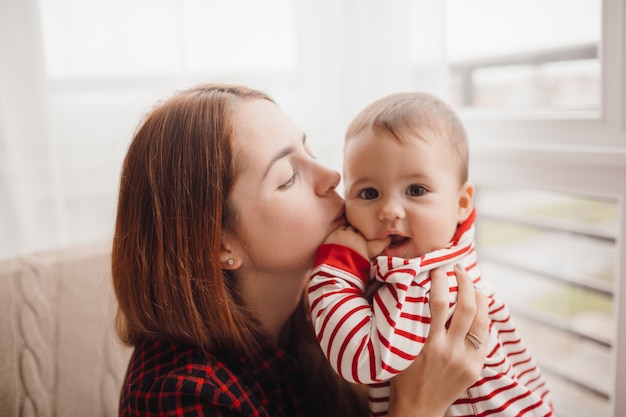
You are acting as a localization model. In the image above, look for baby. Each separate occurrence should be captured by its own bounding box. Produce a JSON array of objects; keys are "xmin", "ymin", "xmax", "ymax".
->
[{"xmin": 308, "ymin": 92, "xmax": 553, "ymax": 416}]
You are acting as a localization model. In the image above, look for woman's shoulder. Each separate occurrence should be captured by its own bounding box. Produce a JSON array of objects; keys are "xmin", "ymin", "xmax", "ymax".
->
[{"xmin": 119, "ymin": 338, "xmax": 261, "ymax": 416}]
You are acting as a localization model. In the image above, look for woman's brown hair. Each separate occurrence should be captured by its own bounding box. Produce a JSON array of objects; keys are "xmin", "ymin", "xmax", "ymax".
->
[
  {"xmin": 112, "ymin": 84, "xmax": 267, "ymax": 356},
  {"xmin": 112, "ymin": 83, "xmax": 366, "ymax": 416}
]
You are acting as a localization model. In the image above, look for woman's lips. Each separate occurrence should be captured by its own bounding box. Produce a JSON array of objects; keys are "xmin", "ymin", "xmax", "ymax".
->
[{"xmin": 332, "ymin": 206, "xmax": 347, "ymax": 227}]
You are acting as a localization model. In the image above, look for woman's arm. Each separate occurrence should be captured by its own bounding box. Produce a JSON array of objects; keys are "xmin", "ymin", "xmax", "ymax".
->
[{"xmin": 387, "ymin": 264, "xmax": 489, "ymax": 417}]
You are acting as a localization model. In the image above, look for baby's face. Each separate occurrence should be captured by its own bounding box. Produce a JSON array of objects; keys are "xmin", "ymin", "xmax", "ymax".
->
[{"xmin": 343, "ymin": 129, "xmax": 470, "ymax": 259}]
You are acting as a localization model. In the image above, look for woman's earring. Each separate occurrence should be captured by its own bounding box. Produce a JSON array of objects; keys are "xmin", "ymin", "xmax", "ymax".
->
[{"xmin": 227, "ymin": 259, "xmax": 234, "ymax": 266}]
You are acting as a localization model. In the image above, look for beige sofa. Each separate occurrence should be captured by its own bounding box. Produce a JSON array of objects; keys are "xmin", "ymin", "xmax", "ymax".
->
[{"xmin": 0, "ymin": 241, "xmax": 133, "ymax": 417}]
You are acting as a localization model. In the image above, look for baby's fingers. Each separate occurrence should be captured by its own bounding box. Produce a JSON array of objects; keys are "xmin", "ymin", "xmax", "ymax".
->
[{"xmin": 366, "ymin": 237, "xmax": 391, "ymax": 259}]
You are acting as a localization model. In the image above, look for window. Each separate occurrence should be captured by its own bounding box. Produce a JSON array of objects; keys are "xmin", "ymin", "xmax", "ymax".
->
[
  {"xmin": 475, "ymin": 187, "xmax": 616, "ymax": 416},
  {"xmin": 410, "ymin": 1, "xmax": 626, "ymax": 415},
  {"xmin": 444, "ymin": 0, "xmax": 601, "ymax": 109}
]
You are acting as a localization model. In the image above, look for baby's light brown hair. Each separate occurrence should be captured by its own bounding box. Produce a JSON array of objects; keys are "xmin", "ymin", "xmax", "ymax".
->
[{"xmin": 345, "ymin": 92, "xmax": 469, "ymax": 183}]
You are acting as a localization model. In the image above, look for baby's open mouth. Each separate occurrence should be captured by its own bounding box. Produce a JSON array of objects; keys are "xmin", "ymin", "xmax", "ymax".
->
[{"xmin": 389, "ymin": 234, "xmax": 409, "ymax": 248}]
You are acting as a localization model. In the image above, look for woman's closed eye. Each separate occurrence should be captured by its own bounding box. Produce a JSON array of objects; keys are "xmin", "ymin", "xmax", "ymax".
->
[
  {"xmin": 278, "ymin": 169, "xmax": 298, "ymax": 190},
  {"xmin": 406, "ymin": 184, "xmax": 427, "ymax": 197}
]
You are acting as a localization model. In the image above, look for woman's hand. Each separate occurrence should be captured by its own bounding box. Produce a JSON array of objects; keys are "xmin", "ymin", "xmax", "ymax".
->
[{"xmin": 387, "ymin": 264, "xmax": 489, "ymax": 417}]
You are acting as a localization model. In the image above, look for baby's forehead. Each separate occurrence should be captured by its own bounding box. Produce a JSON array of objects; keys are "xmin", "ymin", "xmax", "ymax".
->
[
  {"xmin": 345, "ymin": 126, "xmax": 467, "ymax": 181},
  {"xmin": 346, "ymin": 123, "xmax": 451, "ymax": 148}
]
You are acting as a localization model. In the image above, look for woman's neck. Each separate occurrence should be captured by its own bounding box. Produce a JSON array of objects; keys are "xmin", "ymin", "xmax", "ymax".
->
[{"xmin": 240, "ymin": 270, "xmax": 308, "ymax": 343}]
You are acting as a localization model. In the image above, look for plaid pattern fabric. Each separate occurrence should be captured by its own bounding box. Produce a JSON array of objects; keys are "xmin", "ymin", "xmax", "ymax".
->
[{"xmin": 119, "ymin": 338, "xmax": 311, "ymax": 417}]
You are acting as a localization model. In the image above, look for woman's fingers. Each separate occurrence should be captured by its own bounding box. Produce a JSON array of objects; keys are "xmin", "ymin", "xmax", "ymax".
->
[
  {"xmin": 387, "ymin": 265, "xmax": 489, "ymax": 417},
  {"xmin": 448, "ymin": 264, "xmax": 488, "ymax": 351},
  {"xmin": 447, "ymin": 264, "xmax": 477, "ymax": 342},
  {"xmin": 427, "ymin": 267, "xmax": 451, "ymax": 339},
  {"xmin": 471, "ymin": 281, "xmax": 489, "ymax": 347}
]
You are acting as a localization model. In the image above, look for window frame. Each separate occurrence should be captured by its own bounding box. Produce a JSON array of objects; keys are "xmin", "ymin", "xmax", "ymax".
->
[{"xmin": 463, "ymin": 1, "xmax": 626, "ymax": 414}]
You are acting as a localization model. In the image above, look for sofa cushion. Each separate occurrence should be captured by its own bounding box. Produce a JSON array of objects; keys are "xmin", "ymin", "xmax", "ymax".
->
[{"xmin": 0, "ymin": 241, "xmax": 132, "ymax": 417}]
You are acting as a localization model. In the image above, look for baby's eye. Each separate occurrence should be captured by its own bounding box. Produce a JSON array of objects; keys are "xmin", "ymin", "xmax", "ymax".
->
[
  {"xmin": 357, "ymin": 188, "xmax": 379, "ymax": 200},
  {"xmin": 407, "ymin": 185, "xmax": 426, "ymax": 197}
]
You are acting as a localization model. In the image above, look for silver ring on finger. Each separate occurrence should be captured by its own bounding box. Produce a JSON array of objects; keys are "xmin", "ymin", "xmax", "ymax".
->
[{"xmin": 466, "ymin": 331, "xmax": 482, "ymax": 350}]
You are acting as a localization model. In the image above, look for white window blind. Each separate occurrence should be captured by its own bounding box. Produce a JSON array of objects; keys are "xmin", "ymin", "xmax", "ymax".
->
[{"xmin": 475, "ymin": 186, "xmax": 616, "ymax": 416}]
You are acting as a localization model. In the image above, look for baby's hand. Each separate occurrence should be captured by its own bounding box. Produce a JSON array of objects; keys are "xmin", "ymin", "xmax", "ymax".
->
[
  {"xmin": 366, "ymin": 237, "xmax": 391, "ymax": 259},
  {"xmin": 324, "ymin": 227, "xmax": 391, "ymax": 260},
  {"xmin": 323, "ymin": 226, "xmax": 369, "ymax": 259}
]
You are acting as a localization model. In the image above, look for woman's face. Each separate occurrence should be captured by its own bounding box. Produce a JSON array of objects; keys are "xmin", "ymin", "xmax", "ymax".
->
[{"xmin": 228, "ymin": 98, "xmax": 345, "ymax": 278}]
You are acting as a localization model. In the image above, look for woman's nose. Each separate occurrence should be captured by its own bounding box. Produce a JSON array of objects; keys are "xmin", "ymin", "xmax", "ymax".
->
[
  {"xmin": 315, "ymin": 163, "xmax": 341, "ymax": 195},
  {"xmin": 378, "ymin": 199, "xmax": 405, "ymax": 221}
]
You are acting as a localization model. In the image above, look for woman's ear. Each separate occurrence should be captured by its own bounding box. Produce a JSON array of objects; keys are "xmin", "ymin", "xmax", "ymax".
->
[
  {"xmin": 220, "ymin": 232, "xmax": 242, "ymax": 270},
  {"xmin": 457, "ymin": 181, "xmax": 474, "ymax": 223}
]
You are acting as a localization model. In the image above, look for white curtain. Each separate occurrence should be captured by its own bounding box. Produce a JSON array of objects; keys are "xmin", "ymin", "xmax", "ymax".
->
[
  {"xmin": 0, "ymin": 0, "xmax": 433, "ymax": 260},
  {"xmin": 0, "ymin": 0, "xmax": 64, "ymax": 258}
]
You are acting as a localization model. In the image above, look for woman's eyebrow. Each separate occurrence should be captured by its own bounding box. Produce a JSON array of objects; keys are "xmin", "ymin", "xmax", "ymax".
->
[
  {"xmin": 264, "ymin": 145, "xmax": 294, "ymax": 179},
  {"xmin": 263, "ymin": 133, "xmax": 307, "ymax": 179}
]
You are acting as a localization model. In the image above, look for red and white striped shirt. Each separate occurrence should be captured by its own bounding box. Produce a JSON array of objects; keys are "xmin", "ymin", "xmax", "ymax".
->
[{"xmin": 308, "ymin": 212, "xmax": 553, "ymax": 416}]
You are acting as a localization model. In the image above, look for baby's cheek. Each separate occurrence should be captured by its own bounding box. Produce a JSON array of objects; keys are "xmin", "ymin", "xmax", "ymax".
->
[
  {"xmin": 347, "ymin": 209, "xmax": 375, "ymax": 238},
  {"xmin": 346, "ymin": 205, "xmax": 374, "ymax": 229}
]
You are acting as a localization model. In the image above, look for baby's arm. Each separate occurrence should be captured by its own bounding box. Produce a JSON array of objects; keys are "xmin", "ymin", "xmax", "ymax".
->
[{"xmin": 308, "ymin": 244, "xmax": 433, "ymax": 384}]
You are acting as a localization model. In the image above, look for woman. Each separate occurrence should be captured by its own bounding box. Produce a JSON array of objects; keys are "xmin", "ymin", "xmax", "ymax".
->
[{"xmin": 112, "ymin": 84, "xmax": 488, "ymax": 416}]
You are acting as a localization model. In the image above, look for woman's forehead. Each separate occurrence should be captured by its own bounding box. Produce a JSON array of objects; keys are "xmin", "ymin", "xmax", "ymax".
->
[{"xmin": 230, "ymin": 99, "xmax": 302, "ymax": 173}]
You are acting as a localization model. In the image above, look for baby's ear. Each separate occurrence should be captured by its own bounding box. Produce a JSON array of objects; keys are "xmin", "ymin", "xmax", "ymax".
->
[{"xmin": 457, "ymin": 181, "xmax": 474, "ymax": 223}]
